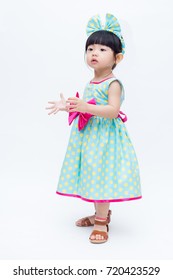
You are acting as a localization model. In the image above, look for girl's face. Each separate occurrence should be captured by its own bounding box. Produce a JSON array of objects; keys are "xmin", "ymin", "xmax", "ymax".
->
[{"xmin": 86, "ymin": 44, "xmax": 116, "ymax": 71}]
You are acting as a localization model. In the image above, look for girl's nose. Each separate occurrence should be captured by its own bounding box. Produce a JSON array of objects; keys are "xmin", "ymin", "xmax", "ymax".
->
[{"xmin": 92, "ymin": 50, "xmax": 98, "ymax": 56}]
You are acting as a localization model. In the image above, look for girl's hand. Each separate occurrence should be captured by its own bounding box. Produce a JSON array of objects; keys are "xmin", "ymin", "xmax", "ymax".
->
[
  {"xmin": 67, "ymin": 97, "xmax": 88, "ymax": 113},
  {"xmin": 46, "ymin": 93, "xmax": 67, "ymax": 115}
]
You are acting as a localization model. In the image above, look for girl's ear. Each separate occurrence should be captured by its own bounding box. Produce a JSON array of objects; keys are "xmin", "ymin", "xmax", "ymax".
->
[{"xmin": 115, "ymin": 53, "xmax": 124, "ymax": 64}]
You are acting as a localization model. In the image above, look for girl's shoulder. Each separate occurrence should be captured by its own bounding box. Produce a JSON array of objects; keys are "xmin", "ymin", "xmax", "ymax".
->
[
  {"xmin": 108, "ymin": 78, "xmax": 125, "ymax": 104},
  {"xmin": 108, "ymin": 77, "xmax": 125, "ymax": 93}
]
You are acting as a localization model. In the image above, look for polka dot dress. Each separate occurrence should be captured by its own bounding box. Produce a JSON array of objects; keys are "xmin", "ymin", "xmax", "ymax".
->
[{"xmin": 56, "ymin": 77, "xmax": 142, "ymax": 203}]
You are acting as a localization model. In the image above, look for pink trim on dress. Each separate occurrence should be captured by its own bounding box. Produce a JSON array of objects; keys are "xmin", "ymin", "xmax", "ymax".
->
[
  {"xmin": 90, "ymin": 76, "xmax": 115, "ymax": 84},
  {"xmin": 56, "ymin": 191, "xmax": 142, "ymax": 203}
]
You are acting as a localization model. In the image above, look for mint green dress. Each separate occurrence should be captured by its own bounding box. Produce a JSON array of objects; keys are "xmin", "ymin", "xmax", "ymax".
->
[{"xmin": 56, "ymin": 77, "xmax": 142, "ymax": 203}]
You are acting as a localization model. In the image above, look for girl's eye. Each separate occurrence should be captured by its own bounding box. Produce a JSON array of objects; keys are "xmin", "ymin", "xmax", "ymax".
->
[
  {"xmin": 100, "ymin": 48, "xmax": 106, "ymax": 51},
  {"xmin": 87, "ymin": 47, "xmax": 93, "ymax": 51}
]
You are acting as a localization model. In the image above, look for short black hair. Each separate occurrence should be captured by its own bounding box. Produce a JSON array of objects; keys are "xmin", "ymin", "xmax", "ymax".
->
[{"xmin": 85, "ymin": 30, "xmax": 122, "ymax": 69}]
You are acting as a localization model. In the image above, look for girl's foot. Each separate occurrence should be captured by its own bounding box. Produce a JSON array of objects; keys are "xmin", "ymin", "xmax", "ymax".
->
[
  {"xmin": 75, "ymin": 210, "xmax": 112, "ymax": 227},
  {"xmin": 89, "ymin": 219, "xmax": 109, "ymax": 244}
]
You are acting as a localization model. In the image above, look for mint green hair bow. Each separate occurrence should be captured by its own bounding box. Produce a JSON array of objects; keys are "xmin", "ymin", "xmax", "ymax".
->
[{"xmin": 86, "ymin": 13, "xmax": 125, "ymax": 55}]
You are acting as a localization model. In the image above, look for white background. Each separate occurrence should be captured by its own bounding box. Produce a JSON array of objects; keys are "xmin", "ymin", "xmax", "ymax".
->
[{"xmin": 0, "ymin": 0, "xmax": 173, "ymax": 260}]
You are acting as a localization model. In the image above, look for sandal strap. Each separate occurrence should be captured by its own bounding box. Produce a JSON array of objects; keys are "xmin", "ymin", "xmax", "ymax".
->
[
  {"xmin": 94, "ymin": 219, "xmax": 108, "ymax": 226},
  {"xmin": 106, "ymin": 209, "xmax": 112, "ymax": 224},
  {"xmin": 80, "ymin": 217, "xmax": 93, "ymax": 226},
  {"xmin": 95, "ymin": 210, "xmax": 112, "ymax": 223},
  {"xmin": 89, "ymin": 230, "xmax": 108, "ymax": 240},
  {"xmin": 76, "ymin": 209, "xmax": 112, "ymax": 227}
]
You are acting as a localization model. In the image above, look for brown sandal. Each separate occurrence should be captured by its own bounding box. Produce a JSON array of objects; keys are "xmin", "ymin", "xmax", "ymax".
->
[
  {"xmin": 76, "ymin": 210, "xmax": 112, "ymax": 227},
  {"xmin": 89, "ymin": 219, "xmax": 109, "ymax": 244}
]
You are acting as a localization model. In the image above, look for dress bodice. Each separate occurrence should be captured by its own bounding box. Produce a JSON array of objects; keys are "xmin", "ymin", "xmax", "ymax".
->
[{"xmin": 83, "ymin": 77, "xmax": 125, "ymax": 106}]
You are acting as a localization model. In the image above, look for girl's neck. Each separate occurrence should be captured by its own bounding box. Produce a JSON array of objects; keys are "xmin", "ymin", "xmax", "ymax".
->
[{"xmin": 92, "ymin": 70, "xmax": 114, "ymax": 82}]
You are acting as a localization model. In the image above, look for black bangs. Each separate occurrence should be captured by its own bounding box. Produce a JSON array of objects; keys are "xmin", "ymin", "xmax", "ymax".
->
[{"xmin": 85, "ymin": 30, "xmax": 122, "ymax": 54}]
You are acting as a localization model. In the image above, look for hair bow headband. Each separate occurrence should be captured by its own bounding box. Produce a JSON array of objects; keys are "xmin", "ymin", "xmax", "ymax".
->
[{"xmin": 86, "ymin": 13, "xmax": 125, "ymax": 54}]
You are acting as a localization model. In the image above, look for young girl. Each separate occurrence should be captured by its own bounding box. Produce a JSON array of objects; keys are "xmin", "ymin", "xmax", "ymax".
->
[{"xmin": 46, "ymin": 14, "xmax": 142, "ymax": 244}]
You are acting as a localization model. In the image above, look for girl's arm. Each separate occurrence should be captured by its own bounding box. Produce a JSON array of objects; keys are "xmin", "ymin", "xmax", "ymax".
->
[{"xmin": 67, "ymin": 81, "xmax": 121, "ymax": 119}]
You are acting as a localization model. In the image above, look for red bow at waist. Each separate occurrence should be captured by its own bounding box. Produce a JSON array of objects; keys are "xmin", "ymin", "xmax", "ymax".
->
[
  {"xmin": 68, "ymin": 92, "xmax": 96, "ymax": 131},
  {"xmin": 68, "ymin": 92, "xmax": 127, "ymax": 131}
]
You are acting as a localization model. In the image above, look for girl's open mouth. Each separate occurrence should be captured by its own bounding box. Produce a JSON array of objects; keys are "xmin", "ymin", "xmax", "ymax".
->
[{"xmin": 91, "ymin": 59, "xmax": 98, "ymax": 63}]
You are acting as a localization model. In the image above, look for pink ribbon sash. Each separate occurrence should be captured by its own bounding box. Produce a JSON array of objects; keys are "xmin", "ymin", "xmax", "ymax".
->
[
  {"xmin": 117, "ymin": 111, "xmax": 128, "ymax": 122},
  {"xmin": 68, "ymin": 92, "xmax": 96, "ymax": 131},
  {"xmin": 68, "ymin": 92, "xmax": 127, "ymax": 131}
]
